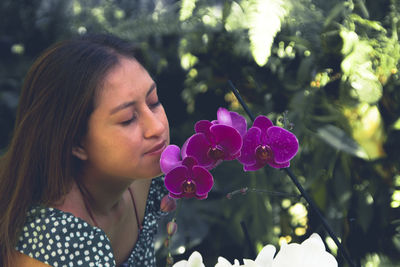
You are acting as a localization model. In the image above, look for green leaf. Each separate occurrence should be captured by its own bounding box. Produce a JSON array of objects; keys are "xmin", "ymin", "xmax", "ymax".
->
[
  {"xmin": 349, "ymin": 72, "xmax": 383, "ymax": 103},
  {"xmin": 350, "ymin": 14, "xmax": 386, "ymax": 32},
  {"xmin": 323, "ymin": 1, "xmax": 348, "ymax": 28},
  {"xmin": 316, "ymin": 125, "xmax": 368, "ymax": 159},
  {"xmin": 180, "ymin": 0, "xmax": 197, "ymax": 21},
  {"xmin": 340, "ymin": 31, "xmax": 383, "ymax": 103},
  {"xmin": 246, "ymin": 0, "xmax": 288, "ymax": 66},
  {"xmin": 393, "ymin": 118, "xmax": 400, "ymax": 130}
]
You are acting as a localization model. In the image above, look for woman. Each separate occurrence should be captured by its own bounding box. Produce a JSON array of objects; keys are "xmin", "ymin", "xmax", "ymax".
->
[{"xmin": 0, "ymin": 34, "xmax": 170, "ymax": 267}]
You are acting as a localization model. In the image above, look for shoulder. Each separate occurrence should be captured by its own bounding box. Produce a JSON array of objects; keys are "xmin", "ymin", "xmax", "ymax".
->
[
  {"xmin": 14, "ymin": 251, "xmax": 52, "ymax": 267},
  {"xmin": 123, "ymin": 177, "xmax": 168, "ymax": 266},
  {"xmin": 16, "ymin": 206, "xmax": 115, "ymax": 267}
]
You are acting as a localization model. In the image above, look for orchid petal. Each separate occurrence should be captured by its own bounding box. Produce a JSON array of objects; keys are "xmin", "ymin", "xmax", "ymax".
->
[
  {"xmin": 243, "ymin": 161, "xmax": 265, "ymax": 171},
  {"xmin": 195, "ymin": 193, "xmax": 209, "ymax": 200},
  {"xmin": 253, "ymin": 115, "xmax": 274, "ymax": 132},
  {"xmin": 169, "ymin": 192, "xmax": 183, "ymax": 199},
  {"xmin": 238, "ymin": 127, "xmax": 261, "ymax": 165},
  {"xmin": 195, "ymin": 120, "xmax": 213, "ymax": 136},
  {"xmin": 253, "ymin": 116, "xmax": 274, "ymax": 144},
  {"xmin": 182, "ymin": 191, "xmax": 197, "ymax": 199},
  {"xmin": 210, "ymin": 124, "xmax": 242, "ymax": 157},
  {"xmin": 216, "ymin": 108, "xmax": 232, "ymax": 126},
  {"xmin": 206, "ymin": 159, "xmax": 223, "ymax": 170},
  {"xmin": 230, "ymin": 111, "xmax": 247, "ymax": 137},
  {"xmin": 192, "ymin": 166, "xmax": 213, "ymax": 195},
  {"xmin": 195, "ymin": 120, "xmax": 216, "ymax": 144},
  {"xmin": 215, "ymin": 257, "xmax": 239, "ymax": 267},
  {"xmin": 255, "ymin": 244, "xmax": 275, "ymax": 267},
  {"xmin": 272, "ymin": 242, "xmax": 303, "ymax": 267},
  {"xmin": 173, "ymin": 251, "xmax": 205, "ymax": 267},
  {"xmin": 267, "ymin": 160, "xmax": 290, "ymax": 169},
  {"xmin": 185, "ymin": 133, "xmax": 214, "ymax": 167},
  {"xmin": 299, "ymin": 234, "xmax": 338, "ymax": 267},
  {"xmin": 272, "ymin": 234, "xmax": 338, "ymax": 267},
  {"xmin": 242, "ymin": 259, "xmax": 259, "ymax": 266},
  {"xmin": 182, "ymin": 156, "xmax": 198, "ymax": 171},
  {"xmin": 181, "ymin": 138, "xmax": 189, "ymax": 158},
  {"xmin": 225, "ymin": 151, "xmax": 240, "ymax": 161},
  {"xmin": 301, "ymin": 233, "xmax": 325, "ymax": 250},
  {"xmin": 160, "ymin": 145, "xmax": 182, "ymax": 174},
  {"xmin": 267, "ymin": 126, "xmax": 299, "ymax": 163},
  {"xmin": 187, "ymin": 251, "xmax": 205, "ymax": 267},
  {"xmin": 164, "ymin": 166, "xmax": 188, "ymax": 194}
]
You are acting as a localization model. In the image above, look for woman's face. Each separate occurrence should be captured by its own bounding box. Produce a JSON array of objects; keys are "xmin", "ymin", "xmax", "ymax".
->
[{"xmin": 79, "ymin": 57, "xmax": 170, "ymax": 181}]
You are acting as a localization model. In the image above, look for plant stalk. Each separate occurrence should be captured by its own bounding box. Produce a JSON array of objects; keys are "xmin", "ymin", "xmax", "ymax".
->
[{"xmin": 228, "ymin": 80, "xmax": 357, "ymax": 267}]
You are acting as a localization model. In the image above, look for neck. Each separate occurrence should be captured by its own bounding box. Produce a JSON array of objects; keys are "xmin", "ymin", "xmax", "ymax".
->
[
  {"xmin": 77, "ymin": 171, "xmax": 136, "ymax": 216},
  {"xmin": 76, "ymin": 167, "xmax": 153, "ymax": 216}
]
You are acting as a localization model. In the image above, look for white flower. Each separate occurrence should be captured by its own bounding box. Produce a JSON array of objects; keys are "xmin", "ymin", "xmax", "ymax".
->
[
  {"xmin": 173, "ymin": 251, "xmax": 205, "ymax": 267},
  {"xmin": 271, "ymin": 233, "xmax": 338, "ymax": 267},
  {"xmin": 252, "ymin": 244, "xmax": 276, "ymax": 267},
  {"xmin": 173, "ymin": 233, "xmax": 337, "ymax": 267},
  {"xmin": 215, "ymin": 244, "xmax": 276, "ymax": 267},
  {"xmin": 215, "ymin": 256, "xmax": 241, "ymax": 267}
]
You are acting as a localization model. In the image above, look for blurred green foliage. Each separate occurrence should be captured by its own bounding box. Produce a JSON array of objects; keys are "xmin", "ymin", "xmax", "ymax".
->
[{"xmin": 1, "ymin": 0, "xmax": 400, "ymax": 266}]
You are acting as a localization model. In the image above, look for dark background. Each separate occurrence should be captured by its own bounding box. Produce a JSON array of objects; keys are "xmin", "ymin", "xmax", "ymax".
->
[{"xmin": 1, "ymin": 0, "xmax": 399, "ymax": 266}]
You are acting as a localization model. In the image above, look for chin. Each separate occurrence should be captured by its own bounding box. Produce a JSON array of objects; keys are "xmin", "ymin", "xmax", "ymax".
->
[
  {"xmin": 144, "ymin": 167, "xmax": 163, "ymax": 179},
  {"xmin": 152, "ymin": 169, "xmax": 163, "ymax": 178}
]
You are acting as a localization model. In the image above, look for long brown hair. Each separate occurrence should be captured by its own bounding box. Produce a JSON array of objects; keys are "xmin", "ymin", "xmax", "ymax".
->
[{"xmin": 0, "ymin": 33, "xmax": 139, "ymax": 266}]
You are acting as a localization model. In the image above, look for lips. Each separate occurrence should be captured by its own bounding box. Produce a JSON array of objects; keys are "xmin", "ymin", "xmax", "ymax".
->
[{"xmin": 145, "ymin": 141, "xmax": 166, "ymax": 155}]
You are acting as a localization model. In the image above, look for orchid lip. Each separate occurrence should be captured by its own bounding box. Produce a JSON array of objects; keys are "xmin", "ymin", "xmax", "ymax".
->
[{"xmin": 145, "ymin": 141, "xmax": 167, "ymax": 155}]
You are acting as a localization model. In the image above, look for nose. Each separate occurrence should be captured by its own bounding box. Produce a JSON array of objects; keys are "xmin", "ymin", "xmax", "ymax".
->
[{"xmin": 142, "ymin": 107, "xmax": 167, "ymax": 139}]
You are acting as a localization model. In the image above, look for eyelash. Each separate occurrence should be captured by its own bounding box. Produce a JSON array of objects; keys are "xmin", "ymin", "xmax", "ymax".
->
[
  {"xmin": 121, "ymin": 116, "xmax": 137, "ymax": 126},
  {"xmin": 149, "ymin": 101, "xmax": 161, "ymax": 109},
  {"xmin": 120, "ymin": 101, "xmax": 161, "ymax": 126}
]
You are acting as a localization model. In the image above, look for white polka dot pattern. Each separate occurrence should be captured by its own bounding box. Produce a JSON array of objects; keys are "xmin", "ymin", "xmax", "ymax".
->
[{"xmin": 16, "ymin": 177, "xmax": 168, "ymax": 267}]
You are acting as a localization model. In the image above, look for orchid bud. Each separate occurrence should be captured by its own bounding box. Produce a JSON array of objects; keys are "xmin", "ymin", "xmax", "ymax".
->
[
  {"xmin": 167, "ymin": 221, "xmax": 178, "ymax": 236},
  {"xmin": 160, "ymin": 195, "xmax": 177, "ymax": 212},
  {"xmin": 240, "ymin": 187, "xmax": 248, "ymax": 194},
  {"xmin": 166, "ymin": 255, "xmax": 174, "ymax": 265},
  {"xmin": 164, "ymin": 238, "xmax": 170, "ymax": 248}
]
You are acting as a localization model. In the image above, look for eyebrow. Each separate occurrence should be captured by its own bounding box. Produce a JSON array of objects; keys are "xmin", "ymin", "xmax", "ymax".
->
[{"xmin": 109, "ymin": 83, "xmax": 157, "ymax": 115}]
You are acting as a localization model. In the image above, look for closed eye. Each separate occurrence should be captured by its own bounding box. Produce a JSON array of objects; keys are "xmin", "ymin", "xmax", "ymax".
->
[
  {"xmin": 120, "ymin": 101, "xmax": 160, "ymax": 126},
  {"xmin": 121, "ymin": 116, "xmax": 137, "ymax": 126},
  {"xmin": 149, "ymin": 101, "xmax": 161, "ymax": 109}
]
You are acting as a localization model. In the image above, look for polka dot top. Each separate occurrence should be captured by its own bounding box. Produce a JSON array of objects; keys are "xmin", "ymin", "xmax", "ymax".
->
[{"xmin": 16, "ymin": 177, "xmax": 168, "ymax": 267}]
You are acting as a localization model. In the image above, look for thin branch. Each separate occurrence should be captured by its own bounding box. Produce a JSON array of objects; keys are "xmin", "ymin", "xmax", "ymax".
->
[{"xmin": 228, "ymin": 80, "xmax": 357, "ymax": 267}]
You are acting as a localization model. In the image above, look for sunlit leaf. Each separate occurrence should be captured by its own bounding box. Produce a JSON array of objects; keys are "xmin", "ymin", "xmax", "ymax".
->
[
  {"xmin": 180, "ymin": 0, "xmax": 197, "ymax": 21},
  {"xmin": 349, "ymin": 72, "xmax": 382, "ymax": 103},
  {"xmin": 91, "ymin": 7, "xmax": 106, "ymax": 23},
  {"xmin": 180, "ymin": 53, "xmax": 199, "ymax": 70},
  {"xmin": 247, "ymin": 0, "xmax": 288, "ymax": 66},
  {"xmin": 317, "ymin": 125, "xmax": 368, "ymax": 159},
  {"xmin": 224, "ymin": 1, "xmax": 247, "ymax": 31},
  {"xmin": 350, "ymin": 14, "xmax": 386, "ymax": 32},
  {"xmin": 341, "ymin": 30, "xmax": 383, "ymax": 103},
  {"xmin": 340, "ymin": 30, "xmax": 359, "ymax": 55},
  {"xmin": 323, "ymin": 1, "xmax": 348, "ymax": 28},
  {"xmin": 393, "ymin": 118, "xmax": 400, "ymax": 130}
]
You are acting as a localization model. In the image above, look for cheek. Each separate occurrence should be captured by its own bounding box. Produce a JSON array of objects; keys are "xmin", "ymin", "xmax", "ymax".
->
[
  {"xmin": 161, "ymin": 108, "xmax": 170, "ymax": 138},
  {"xmin": 85, "ymin": 124, "xmax": 135, "ymax": 159}
]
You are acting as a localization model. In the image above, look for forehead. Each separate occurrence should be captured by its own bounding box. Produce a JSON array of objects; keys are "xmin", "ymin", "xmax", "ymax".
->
[{"xmin": 95, "ymin": 57, "xmax": 153, "ymax": 108}]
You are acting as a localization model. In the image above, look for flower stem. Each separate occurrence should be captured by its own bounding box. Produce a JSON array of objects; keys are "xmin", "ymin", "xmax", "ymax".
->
[
  {"xmin": 228, "ymin": 80, "xmax": 256, "ymax": 122},
  {"xmin": 228, "ymin": 80, "xmax": 357, "ymax": 267},
  {"xmin": 285, "ymin": 168, "xmax": 356, "ymax": 267},
  {"xmin": 240, "ymin": 221, "xmax": 256, "ymax": 259},
  {"xmin": 226, "ymin": 187, "xmax": 301, "ymax": 200},
  {"xmin": 165, "ymin": 199, "xmax": 182, "ymax": 267}
]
